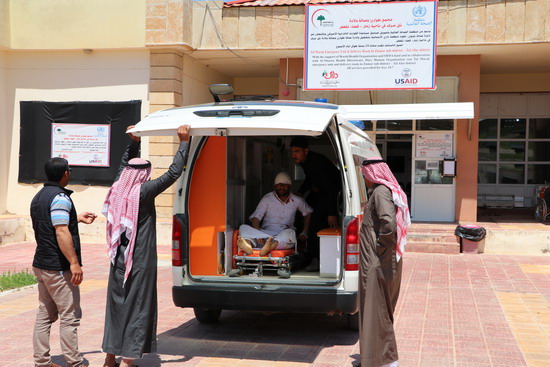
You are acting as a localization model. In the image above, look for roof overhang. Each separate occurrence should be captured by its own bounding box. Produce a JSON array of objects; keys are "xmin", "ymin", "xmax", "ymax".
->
[{"xmin": 339, "ymin": 102, "xmax": 475, "ymax": 121}]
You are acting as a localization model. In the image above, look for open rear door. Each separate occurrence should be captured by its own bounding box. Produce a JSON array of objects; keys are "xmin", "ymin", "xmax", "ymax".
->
[
  {"xmin": 128, "ymin": 102, "xmax": 339, "ymax": 137},
  {"xmin": 130, "ymin": 102, "xmax": 340, "ymax": 277},
  {"xmin": 188, "ymin": 136, "xmax": 227, "ymax": 276}
]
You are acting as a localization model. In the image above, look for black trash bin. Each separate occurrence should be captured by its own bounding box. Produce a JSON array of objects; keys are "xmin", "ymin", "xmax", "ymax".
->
[{"xmin": 455, "ymin": 225, "xmax": 486, "ymax": 253}]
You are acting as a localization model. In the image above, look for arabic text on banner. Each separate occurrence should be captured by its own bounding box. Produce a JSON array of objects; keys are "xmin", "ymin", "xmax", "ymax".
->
[
  {"xmin": 304, "ymin": 1, "xmax": 437, "ymax": 90},
  {"xmin": 51, "ymin": 123, "xmax": 111, "ymax": 167}
]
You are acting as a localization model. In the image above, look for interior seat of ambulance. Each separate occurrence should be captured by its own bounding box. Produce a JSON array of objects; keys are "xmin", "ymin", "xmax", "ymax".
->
[{"xmin": 188, "ymin": 132, "xmax": 344, "ymax": 281}]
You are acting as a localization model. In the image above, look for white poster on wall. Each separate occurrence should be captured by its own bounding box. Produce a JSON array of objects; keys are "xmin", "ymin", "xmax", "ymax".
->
[
  {"xmin": 51, "ymin": 123, "xmax": 110, "ymax": 167},
  {"xmin": 416, "ymin": 133, "xmax": 453, "ymax": 158},
  {"xmin": 304, "ymin": 1, "xmax": 437, "ymax": 90}
]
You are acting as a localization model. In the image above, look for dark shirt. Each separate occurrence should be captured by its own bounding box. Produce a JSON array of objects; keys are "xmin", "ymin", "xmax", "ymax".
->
[
  {"xmin": 297, "ymin": 150, "xmax": 341, "ymax": 216},
  {"xmin": 31, "ymin": 182, "xmax": 81, "ymax": 271}
]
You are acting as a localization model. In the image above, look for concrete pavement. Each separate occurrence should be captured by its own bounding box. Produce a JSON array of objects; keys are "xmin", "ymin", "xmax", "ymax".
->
[{"xmin": 1, "ymin": 241, "xmax": 550, "ymax": 367}]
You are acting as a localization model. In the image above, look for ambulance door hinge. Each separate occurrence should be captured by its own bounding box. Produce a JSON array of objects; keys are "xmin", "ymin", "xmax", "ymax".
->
[{"xmin": 215, "ymin": 128, "xmax": 228, "ymax": 137}]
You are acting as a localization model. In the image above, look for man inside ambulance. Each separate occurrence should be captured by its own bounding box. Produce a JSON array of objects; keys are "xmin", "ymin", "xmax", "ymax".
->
[
  {"xmin": 290, "ymin": 137, "xmax": 341, "ymax": 271},
  {"xmin": 237, "ymin": 172, "xmax": 313, "ymax": 256}
]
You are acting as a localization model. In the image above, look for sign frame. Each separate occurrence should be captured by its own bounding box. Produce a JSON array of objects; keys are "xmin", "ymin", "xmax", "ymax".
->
[
  {"xmin": 51, "ymin": 123, "xmax": 111, "ymax": 167},
  {"xmin": 304, "ymin": 0, "xmax": 438, "ymax": 91}
]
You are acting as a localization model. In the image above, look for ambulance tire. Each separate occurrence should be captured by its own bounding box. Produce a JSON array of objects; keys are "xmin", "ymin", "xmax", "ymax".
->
[
  {"xmin": 193, "ymin": 307, "xmax": 222, "ymax": 323},
  {"xmin": 347, "ymin": 312, "xmax": 359, "ymax": 331}
]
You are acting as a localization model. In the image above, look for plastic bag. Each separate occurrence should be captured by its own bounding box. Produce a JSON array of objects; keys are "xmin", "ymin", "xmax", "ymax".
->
[{"xmin": 455, "ymin": 225, "xmax": 486, "ymax": 242}]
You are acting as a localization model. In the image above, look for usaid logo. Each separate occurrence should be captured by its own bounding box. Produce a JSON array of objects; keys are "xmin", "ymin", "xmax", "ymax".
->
[
  {"xmin": 89, "ymin": 154, "xmax": 103, "ymax": 164},
  {"xmin": 395, "ymin": 68, "xmax": 418, "ymax": 85}
]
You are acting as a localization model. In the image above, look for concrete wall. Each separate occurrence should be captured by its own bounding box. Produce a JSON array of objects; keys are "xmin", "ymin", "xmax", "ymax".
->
[
  {"xmin": 4, "ymin": 50, "xmax": 150, "ymax": 218},
  {"xmin": 0, "ymin": 51, "xmax": 7, "ymax": 213},
  {"xmin": 0, "ymin": 0, "xmax": 10, "ymax": 49},
  {"xmin": 234, "ymin": 77, "xmax": 279, "ymax": 96},
  {"xmin": 438, "ymin": 55, "xmax": 481, "ymax": 223},
  {"xmin": 211, "ymin": 0, "xmax": 550, "ymax": 50},
  {"xmin": 481, "ymin": 73, "xmax": 550, "ymax": 93},
  {"xmin": 9, "ymin": 0, "xmax": 145, "ymax": 49},
  {"xmin": 197, "ymin": 4, "xmax": 304, "ymax": 49},
  {"xmin": 438, "ymin": 0, "xmax": 550, "ymax": 44},
  {"xmin": 182, "ymin": 53, "xmax": 233, "ymax": 105}
]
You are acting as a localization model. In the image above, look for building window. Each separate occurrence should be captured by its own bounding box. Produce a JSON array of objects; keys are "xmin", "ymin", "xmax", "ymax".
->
[
  {"xmin": 478, "ymin": 118, "xmax": 550, "ymax": 185},
  {"xmin": 416, "ymin": 119, "xmax": 454, "ymax": 131}
]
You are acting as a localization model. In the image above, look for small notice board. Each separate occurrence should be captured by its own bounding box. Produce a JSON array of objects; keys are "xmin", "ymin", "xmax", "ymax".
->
[
  {"xmin": 51, "ymin": 123, "xmax": 111, "ymax": 167},
  {"xmin": 415, "ymin": 133, "xmax": 453, "ymax": 158}
]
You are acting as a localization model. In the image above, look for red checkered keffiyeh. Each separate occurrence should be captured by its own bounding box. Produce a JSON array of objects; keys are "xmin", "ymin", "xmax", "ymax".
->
[
  {"xmin": 362, "ymin": 157, "xmax": 411, "ymax": 262},
  {"xmin": 102, "ymin": 158, "xmax": 151, "ymax": 286}
]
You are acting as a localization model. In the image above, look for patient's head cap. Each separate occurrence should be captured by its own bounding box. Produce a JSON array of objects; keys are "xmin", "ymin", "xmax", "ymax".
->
[{"xmin": 274, "ymin": 172, "xmax": 292, "ymax": 186}]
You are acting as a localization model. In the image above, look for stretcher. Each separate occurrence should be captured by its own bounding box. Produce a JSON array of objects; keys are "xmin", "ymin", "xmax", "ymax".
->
[{"xmin": 230, "ymin": 230, "xmax": 300, "ymax": 277}]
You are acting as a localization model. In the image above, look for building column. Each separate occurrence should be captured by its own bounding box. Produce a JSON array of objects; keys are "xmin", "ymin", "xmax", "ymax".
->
[{"xmin": 149, "ymin": 49, "xmax": 184, "ymax": 218}]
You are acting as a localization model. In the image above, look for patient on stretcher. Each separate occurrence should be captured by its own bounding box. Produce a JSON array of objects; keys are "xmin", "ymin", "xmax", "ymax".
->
[{"xmin": 237, "ymin": 172, "xmax": 312, "ymax": 256}]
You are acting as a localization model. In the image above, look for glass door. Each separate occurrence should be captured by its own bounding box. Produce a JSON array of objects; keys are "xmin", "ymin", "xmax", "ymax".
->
[{"xmin": 411, "ymin": 132, "xmax": 456, "ymax": 221}]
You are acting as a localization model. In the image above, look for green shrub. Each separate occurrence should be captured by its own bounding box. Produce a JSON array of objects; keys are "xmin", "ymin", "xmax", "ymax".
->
[{"xmin": 0, "ymin": 269, "xmax": 37, "ymax": 292}]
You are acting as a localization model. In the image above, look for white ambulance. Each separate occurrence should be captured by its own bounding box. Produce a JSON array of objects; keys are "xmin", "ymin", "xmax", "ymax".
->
[{"xmin": 130, "ymin": 93, "xmax": 473, "ymax": 326}]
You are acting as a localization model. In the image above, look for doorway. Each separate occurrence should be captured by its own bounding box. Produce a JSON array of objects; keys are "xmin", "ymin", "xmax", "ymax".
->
[
  {"xmin": 376, "ymin": 132, "xmax": 457, "ymax": 222},
  {"xmin": 376, "ymin": 134, "xmax": 413, "ymax": 209}
]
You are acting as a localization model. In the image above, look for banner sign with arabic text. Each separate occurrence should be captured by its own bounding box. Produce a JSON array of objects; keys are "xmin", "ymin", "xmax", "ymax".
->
[
  {"xmin": 51, "ymin": 123, "xmax": 111, "ymax": 167},
  {"xmin": 304, "ymin": 1, "xmax": 437, "ymax": 90}
]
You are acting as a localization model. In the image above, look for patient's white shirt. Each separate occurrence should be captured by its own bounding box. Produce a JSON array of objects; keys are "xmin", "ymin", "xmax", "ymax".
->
[{"xmin": 249, "ymin": 192, "xmax": 313, "ymax": 235}]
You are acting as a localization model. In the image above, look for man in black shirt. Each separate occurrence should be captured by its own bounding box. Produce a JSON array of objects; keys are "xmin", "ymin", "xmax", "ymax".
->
[
  {"xmin": 31, "ymin": 158, "xmax": 97, "ymax": 367},
  {"xmin": 290, "ymin": 136, "xmax": 341, "ymax": 271}
]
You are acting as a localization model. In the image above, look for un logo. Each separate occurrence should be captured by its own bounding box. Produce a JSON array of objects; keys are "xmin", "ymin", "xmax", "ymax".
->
[{"xmin": 413, "ymin": 5, "xmax": 427, "ymax": 18}]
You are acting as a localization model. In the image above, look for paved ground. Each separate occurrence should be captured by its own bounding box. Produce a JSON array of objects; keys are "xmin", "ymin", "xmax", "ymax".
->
[{"xmin": 1, "ymin": 241, "xmax": 550, "ymax": 367}]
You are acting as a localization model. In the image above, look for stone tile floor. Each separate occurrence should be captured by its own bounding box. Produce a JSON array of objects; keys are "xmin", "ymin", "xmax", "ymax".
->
[{"xmin": 1, "ymin": 241, "xmax": 549, "ymax": 367}]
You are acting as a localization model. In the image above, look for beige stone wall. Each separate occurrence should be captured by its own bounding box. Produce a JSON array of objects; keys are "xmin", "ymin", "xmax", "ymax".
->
[
  {"xmin": 148, "ymin": 49, "xmax": 232, "ymax": 217},
  {"xmin": 149, "ymin": 49, "xmax": 184, "ymax": 218},
  {"xmin": 9, "ymin": 0, "xmax": 146, "ymax": 49},
  {"xmin": 205, "ymin": 1, "xmax": 550, "ymax": 49},
  {"xmin": 439, "ymin": 0, "xmax": 550, "ymax": 44},
  {"xmin": 3, "ymin": 50, "xmax": 150, "ymax": 217},
  {"xmin": 193, "ymin": 1, "xmax": 225, "ymax": 48},
  {"xmin": 196, "ymin": 5, "xmax": 304, "ymax": 49},
  {"xmin": 146, "ymin": 0, "xmax": 193, "ymax": 47}
]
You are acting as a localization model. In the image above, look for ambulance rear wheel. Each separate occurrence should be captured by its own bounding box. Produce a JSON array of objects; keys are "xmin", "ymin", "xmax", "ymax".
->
[{"xmin": 193, "ymin": 308, "xmax": 222, "ymax": 323}]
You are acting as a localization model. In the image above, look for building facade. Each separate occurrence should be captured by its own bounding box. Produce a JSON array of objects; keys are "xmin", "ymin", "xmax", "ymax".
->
[{"xmin": 1, "ymin": 0, "xmax": 549, "ymax": 226}]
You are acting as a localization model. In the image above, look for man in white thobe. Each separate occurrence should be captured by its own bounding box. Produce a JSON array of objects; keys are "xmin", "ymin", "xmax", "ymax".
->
[{"xmin": 238, "ymin": 172, "xmax": 313, "ymax": 256}]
